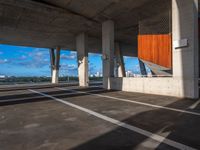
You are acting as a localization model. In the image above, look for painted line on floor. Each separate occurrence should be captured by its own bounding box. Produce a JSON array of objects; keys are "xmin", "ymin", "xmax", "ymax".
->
[
  {"xmin": 189, "ymin": 100, "xmax": 200, "ymax": 109},
  {"xmin": 28, "ymin": 89, "xmax": 197, "ymax": 150},
  {"xmin": 56, "ymin": 87, "xmax": 200, "ymax": 117},
  {"xmin": 0, "ymin": 88, "xmax": 104, "ymax": 103}
]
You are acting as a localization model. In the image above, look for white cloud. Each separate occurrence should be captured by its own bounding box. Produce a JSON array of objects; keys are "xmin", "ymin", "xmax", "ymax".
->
[
  {"xmin": 16, "ymin": 49, "xmax": 50, "ymax": 68},
  {"xmin": 35, "ymin": 52, "xmax": 43, "ymax": 57},
  {"xmin": 134, "ymin": 64, "xmax": 140, "ymax": 72},
  {"xmin": 0, "ymin": 59, "xmax": 9, "ymax": 64},
  {"xmin": 60, "ymin": 52, "xmax": 77, "ymax": 60},
  {"xmin": 60, "ymin": 64, "xmax": 77, "ymax": 70},
  {"xmin": 28, "ymin": 48, "xmax": 49, "ymax": 58},
  {"xmin": 18, "ymin": 55, "xmax": 27, "ymax": 60},
  {"xmin": 70, "ymin": 51, "xmax": 77, "ymax": 54}
]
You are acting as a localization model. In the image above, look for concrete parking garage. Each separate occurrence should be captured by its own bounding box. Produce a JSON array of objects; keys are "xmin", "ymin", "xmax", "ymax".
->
[
  {"xmin": 0, "ymin": 0, "xmax": 200, "ymax": 149},
  {"xmin": 0, "ymin": 0, "xmax": 199, "ymax": 98}
]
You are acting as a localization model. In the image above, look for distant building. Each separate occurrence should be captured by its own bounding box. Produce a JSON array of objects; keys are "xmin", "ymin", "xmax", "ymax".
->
[
  {"xmin": 126, "ymin": 71, "xmax": 134, "ymax": 77},
  {"xmin": 95, "ymin": 72, "xmax": 100, "ymax": 77},
  {"xmin": 95, "ymin": 72, "xmax": 102, "ymax": 77},
  {"xmin": 0, "ymin": 75, "xmax": 6, "ymax": 78},
  {"xmin": 90, "ymin": 72, "xmax": 103, "ymax": 77},
  {"xmin": 0, "ymin": 75, "xmax": 6, "ymax": 81}
]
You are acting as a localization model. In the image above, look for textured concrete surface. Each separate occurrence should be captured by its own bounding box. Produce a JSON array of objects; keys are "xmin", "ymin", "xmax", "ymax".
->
[
  {"xmin": 172, "ymin": 0, "xmax": 199, "ymax": 99},
  {"xmin": 0, "ymin": 0, "xmax": 172, "ymax": 56},
  {"xmin": 102, "ymin": 20, "xmax": 114, "ymax": 89},
  {"xmin": 0, "ymin": 0, "xmax": 199, "ymax": 99},
  {"xmin": 76, "ymin": 33, "xmax": 89, "ymax": 87},
  {"xmin": 110, "ymin": 0, "xmax": 199, "ymax": 99},
  {"xmin": 0, "ymin": 84, "xmax": 200, "ymax": 150},
  {"xmin": 110, "ymin": 77, "xmax": 197, "ymax": 98}
]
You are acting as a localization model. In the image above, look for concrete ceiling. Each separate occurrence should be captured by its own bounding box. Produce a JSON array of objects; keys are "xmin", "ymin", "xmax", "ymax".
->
[{"xmin": 0, "ymin": 0, "xmax": 170, "ymax": 56}]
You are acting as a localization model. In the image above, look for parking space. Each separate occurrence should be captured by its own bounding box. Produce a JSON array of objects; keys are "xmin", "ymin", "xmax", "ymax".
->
[{"xmin": 0, "ymin": 85, "xmax": 200, "ymax": 150}]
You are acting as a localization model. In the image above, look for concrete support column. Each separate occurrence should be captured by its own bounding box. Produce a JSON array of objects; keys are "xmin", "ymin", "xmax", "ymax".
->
[
  {"xmin": 102, "ymin": 20, "xmax": 114, "ymax": 89},
  {"xmin": 50, "ymin": 47, "xmax": 60, "ymax": 84},
  {"xmin": 138, "ymin": 59, "xmax": 147, "ymax": 76},
  {"xmin": 172, "ymin": 0, "xmax": 199, "ymax": 98},
  {"xmin": 115, "ymin": 43, "xmax": 126, "ymax": 77},
  {"xmin": 76, "ymin": 33, "xmax": 89, "ymax": 87}
]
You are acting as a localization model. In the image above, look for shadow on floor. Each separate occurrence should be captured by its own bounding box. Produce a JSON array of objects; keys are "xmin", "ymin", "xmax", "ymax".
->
[
  {"xmin": 0, "ymin": 87, "xmax": 112, "ymax": 106},
  {"xmin": 0, "ymin": 87, "xmax": 199, "ymax": 149},
  {"xmin": 69, "ymin": 99, "xmax": 200, "ymax": 150}
]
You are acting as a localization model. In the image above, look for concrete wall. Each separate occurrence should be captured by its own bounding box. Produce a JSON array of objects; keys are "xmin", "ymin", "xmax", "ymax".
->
[
  {"xmin": 110, "ymin": 77, "xmax": 194, "ymax": 98},
  {"xmin": 110, "ymin": 0, "xmax": 199, "ymax": 99}
]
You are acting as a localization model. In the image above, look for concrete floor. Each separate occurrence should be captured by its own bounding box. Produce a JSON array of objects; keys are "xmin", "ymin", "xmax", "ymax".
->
[{"xmin": 0, "ymin": 84, "xmax": 200, "ymax": 150}]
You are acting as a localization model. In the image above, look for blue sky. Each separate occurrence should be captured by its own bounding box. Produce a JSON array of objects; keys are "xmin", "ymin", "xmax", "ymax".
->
[{"xmin": 0, "ymin": 44, "xmax": 141, "ymax": 77}]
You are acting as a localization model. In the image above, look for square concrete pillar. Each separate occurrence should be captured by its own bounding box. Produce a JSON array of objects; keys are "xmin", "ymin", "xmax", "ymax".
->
[
  {"xmin": 115, "ymin": 43, "xmax": 126, "ymax": 77},
  {"xmin": 102, "ymin": 20, "xmax": 115, "ymax": 89},
  {"xmin": 50, "ymin": 47, "xmax": 60, "ymax": 84},
  {"xmin": 172, "ymin": 0, "xmax": 199, "ymax": 98},
  {"xmin": 76, "ymin": 33, "xmax": 89, "ymax": 87}
]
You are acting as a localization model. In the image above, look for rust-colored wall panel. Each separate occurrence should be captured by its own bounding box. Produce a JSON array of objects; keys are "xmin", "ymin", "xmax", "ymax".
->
[{"xmin": 138, "ymin": 34, "xmax": 172, "ymax": 68}]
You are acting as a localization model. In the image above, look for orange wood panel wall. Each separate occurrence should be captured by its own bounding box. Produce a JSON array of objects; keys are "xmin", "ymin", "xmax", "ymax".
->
[{"xmin": 138, "ymin": 34, "xmax": 172, "ymax": 69}]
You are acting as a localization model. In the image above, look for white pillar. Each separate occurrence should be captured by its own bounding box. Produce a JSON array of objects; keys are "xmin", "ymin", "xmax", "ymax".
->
[
  {"xmin": 102, "ymin": 20, "xmax": 114, "ymax": 89},
  {"xmin": 172, "ymin": 0, "xmax": 199, "ymax": 98},
  {"xmin": 52, "ymin": 69, "xmax": 59, "ymax": 84},
  {"xmin": 76, "ymin": 33, "xmax": 89, "ymax": 87},
  {"xmin": 115, "ymin": 43, "xmax": 126, "ymax": 77},
  {"xmin": 50, "ymin": 47, "xmax": 60, "ymax": 84}
]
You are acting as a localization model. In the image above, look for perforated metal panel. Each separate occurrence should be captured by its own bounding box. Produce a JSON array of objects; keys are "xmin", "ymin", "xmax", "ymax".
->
[{"xmin": 139, "ymin": 0, "xmax": 172, "ymax": 35}]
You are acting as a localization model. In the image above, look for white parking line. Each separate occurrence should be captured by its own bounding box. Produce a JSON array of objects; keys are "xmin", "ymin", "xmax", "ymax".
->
[
  {"xmin": 28, "ymin": 89, "xmax": 197, "ymax": 150},
  {"xmin": 0, "ymin": 88, "xmax": 103, "ymax": 104},
  {"xmin": 189, "ymin": 100, "xmax": 200, "ymax": 109},
  {"xmin": 56, "ymin": 87, "xmax": 200, "ymax": 117}
]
